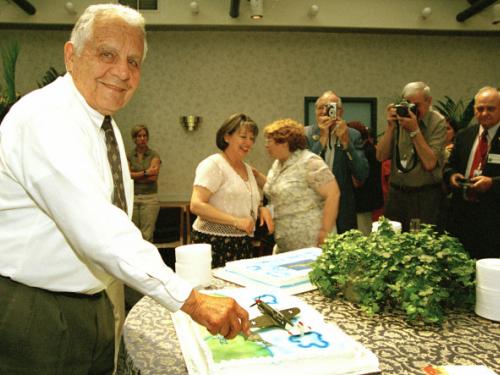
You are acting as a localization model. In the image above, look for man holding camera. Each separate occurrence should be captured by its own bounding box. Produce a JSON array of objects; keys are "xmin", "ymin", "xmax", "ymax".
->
[
  {"xmin": 376, "ymin": 81, "xmax": 446, "ymax": 232},
  {"xmin": 443, "ymin": 86, "xmax": 500, "ymax": 259},
  {"xmin": 306, "ymin": 90, "xmax": 368, "ymax": 234}
]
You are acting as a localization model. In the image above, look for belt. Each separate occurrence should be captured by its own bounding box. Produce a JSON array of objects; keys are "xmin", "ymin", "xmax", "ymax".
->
[
  {"xmin": 390, "ymin": 182, "xmax": 441, "ymax": 193},
  {"xmin": 0, "ymin": 274, "xmax": 104, "ymax": 299},
  {"xmin": 56, "ymin": 290, "xmax": 105, "ymax": 300}
]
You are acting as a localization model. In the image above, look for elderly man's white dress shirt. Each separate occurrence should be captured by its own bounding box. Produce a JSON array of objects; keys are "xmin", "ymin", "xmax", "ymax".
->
[{"xmin": 0, "ymin": 74, "xmax": 191, "ymax": 312}]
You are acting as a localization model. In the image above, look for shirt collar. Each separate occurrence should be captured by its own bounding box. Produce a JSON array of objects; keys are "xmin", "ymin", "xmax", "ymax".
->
[
  {"xmin": 481, "ymin": 123, "xmax": 500, "ymax": 141},
  {"xmin": 64, "ymin": 73, "xmax": 108, "ymax": 130}
]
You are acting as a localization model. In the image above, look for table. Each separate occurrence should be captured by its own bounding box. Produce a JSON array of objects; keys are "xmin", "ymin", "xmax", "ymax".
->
[{"xmin": 120, "ymin": 278, "xmax": 500, "ymax": 375}]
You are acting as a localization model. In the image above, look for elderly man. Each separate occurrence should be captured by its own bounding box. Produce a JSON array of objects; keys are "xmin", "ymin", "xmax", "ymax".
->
[
  {"xmin": 306, "ymin": 91, "xmax": 369, "ymax": 234},
  {"xmin": 444, "ymin": 86, "xmax": 500, "ymax": 259},
  {"xmin": 376, "ymin": 82, "xmax": 446, "ymax": 232},
  {"xmin": 0, "ymin": 4, "xmax": 248, "ymax": 374}
]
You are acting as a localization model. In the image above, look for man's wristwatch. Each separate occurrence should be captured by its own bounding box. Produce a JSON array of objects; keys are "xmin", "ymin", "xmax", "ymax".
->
[{"xmin": 409, "ymin": 128, "xmax": 420, "ymax": 138}]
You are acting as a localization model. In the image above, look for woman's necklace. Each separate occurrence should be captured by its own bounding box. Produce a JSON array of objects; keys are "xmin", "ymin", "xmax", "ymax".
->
[{"xmin": 222, "ymin": 152, "xmax": 255, "ymax": 220}]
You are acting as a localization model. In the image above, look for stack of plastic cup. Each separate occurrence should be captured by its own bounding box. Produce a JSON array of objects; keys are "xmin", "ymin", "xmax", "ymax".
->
[
  {"xmin": 175, "ymin": 243, "xmax": 212, "ymax": 289},
  {"xmin": 475, "ymin": 258, "xmax": 500, "ymax": 322},
  {"xmin": 371, "ymin": 220, "xmax": 402, "ymax": 233}
]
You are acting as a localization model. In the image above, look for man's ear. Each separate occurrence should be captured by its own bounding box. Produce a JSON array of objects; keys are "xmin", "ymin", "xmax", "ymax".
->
[{"xmin": 64, "ymin": 42, "xmax": 75, "ymax": 73}]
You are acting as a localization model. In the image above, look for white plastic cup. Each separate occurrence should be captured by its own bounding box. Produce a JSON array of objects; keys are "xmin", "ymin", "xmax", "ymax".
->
[{"xmin": 175, "ymin": 243, "xmax": 212, "ymax": 289}]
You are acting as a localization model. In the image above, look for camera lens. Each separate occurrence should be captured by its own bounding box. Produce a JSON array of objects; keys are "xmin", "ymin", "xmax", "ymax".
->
[{"xmin": 396, "ymin": 106, "xmax": 409, "ymax": 117}]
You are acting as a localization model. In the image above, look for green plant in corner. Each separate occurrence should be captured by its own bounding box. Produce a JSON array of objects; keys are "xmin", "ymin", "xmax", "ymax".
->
[
  {"xmin": 0, "ymin": 41, "xmax": 20, "ymax": 123},
  {"xmin": 309, "ymin": 217, "xmax": 476, "ymax": 325},
  {"xmin": 37, "ymin": 66, "xmax": 63, "ymax": 88},
  {"xmin": 434, "ymin": 96, "xmax": 474, "ymax": 131}
]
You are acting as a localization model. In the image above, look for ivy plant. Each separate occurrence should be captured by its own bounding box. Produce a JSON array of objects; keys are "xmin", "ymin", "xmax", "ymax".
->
[{"xmin": 310, "ymin": 217, "xmax": 476, "ymax": 325}]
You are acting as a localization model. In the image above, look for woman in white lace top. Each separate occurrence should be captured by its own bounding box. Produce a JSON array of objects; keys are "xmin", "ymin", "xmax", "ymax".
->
[
  {"xmin": 190, "ymin": 113, "xmax": 273, "ymax": 267},
  {"xmin": 261, "ymin": 119, "xmax": 340, "ymax": 253}
]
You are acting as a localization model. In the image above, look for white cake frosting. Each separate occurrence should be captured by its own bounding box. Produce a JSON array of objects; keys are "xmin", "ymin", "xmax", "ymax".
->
[
  {"xmin": 172, "ymin": 288, "xmax": 380, "ymax": 375},
  {"xmin": 223, "ymin": 247, "xmax": 322, "ymax": 288}
]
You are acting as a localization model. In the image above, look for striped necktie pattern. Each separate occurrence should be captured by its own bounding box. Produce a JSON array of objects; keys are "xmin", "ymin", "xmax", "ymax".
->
[{"xmin": 101, "ymin": 115, "xmax": 128, "ymax": 212}]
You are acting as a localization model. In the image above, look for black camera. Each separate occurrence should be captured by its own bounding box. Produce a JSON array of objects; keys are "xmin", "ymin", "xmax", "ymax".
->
[
  {"xmin": 395, "ymin": 101, "xmax": 417, "ymax": 117},
  {"xmin": 457, "ymin": 177, "xmax": 472, "ymax": 187}
]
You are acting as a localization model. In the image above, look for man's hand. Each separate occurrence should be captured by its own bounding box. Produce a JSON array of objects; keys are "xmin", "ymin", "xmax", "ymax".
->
[
  {"xmin": 469, "ymin": 175, "xmax": 493, "ymax": 193},
  {"xmin": 450, "ymin": 173, "xmax": 466, "ymax": 189},
  {"xmin": 181, "ymin": 289, "xmax": 250, "ymax": 339},
  {"xmin": 317, "ymin": 114, "xmax": 337, "ymax": 132},
  {"xmin": 396, "ymin": 109, "xmax": 420, "ymax": 133},
  {"xmin": 386, "ymin": 103, "xmax": 398, "ymax": 128}
]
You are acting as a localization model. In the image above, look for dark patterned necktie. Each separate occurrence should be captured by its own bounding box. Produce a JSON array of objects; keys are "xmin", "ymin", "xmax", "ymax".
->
[{"xmin": 102, "ymin": 115, "xmax": 127, "ymax": 212}]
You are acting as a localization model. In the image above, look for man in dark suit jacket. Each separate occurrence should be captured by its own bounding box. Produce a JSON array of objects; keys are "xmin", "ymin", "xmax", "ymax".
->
[
  {"xmin": 306, "ymin": 91, "xmax": 369, "ymax": 234},
  {"xmin": 444, "ymin": 86, "xmax": 500, "ymax": 259}
]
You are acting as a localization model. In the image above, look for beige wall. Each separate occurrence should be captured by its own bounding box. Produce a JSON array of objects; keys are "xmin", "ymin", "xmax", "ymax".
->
[{"xmin": 1, "ymin": 28, "xmax": 499, "ymax": 201}]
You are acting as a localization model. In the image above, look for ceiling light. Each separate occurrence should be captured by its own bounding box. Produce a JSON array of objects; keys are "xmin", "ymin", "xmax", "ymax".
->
[
  {"xmin": 308, "ymin": 4, "xmax": 319, "ymax": 17},
  {"xmin": 250, "ymin": 0, "xmax": 263, "ymax": 20},
  {"xmin": 190, "ymin": 1, "xmax": 199, "ymax": 15},
  {"xmin": 421, "ymin": 7, "xmax": 432, "ymax": 20},
  {"xmin": 65, "ymin": 2, "xmax": 77, "ymax": 15}
]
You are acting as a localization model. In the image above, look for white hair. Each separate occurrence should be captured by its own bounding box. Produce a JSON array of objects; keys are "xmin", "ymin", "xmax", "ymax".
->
[
  {"xmin": 402, "ymin": 82, "xmax": 431, "ymax": 99},
  {"xmin": 316, "ymin": 90, "xmax": 343, "ymax": 108},
  {"xmin": 70, "ymin": 4, "xmax": 148, "ymax": 61}
]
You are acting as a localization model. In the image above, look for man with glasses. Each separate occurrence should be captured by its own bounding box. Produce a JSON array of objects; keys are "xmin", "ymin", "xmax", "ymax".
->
[{"xmin": 306, "ymin": 90, "xmax": 368, "ymax": 234}]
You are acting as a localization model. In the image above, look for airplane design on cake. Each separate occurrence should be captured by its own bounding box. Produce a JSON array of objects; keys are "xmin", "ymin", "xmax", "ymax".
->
[{"xmin": 249, "ymin": 294, "xmax": 311, "ymax": 336}]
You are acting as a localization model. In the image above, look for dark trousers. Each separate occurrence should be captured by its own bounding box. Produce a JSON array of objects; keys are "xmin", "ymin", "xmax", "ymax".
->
[
  {"xmin": 384, "ymin": 184, "xmax": 442, "ymax": 232},
  {"xmin": 0, "ymin": 275, "xmax": 115, "ymax": 375},
  {"xmin": 447, "ymin": 199, "xmax": 500, "ymax": 259}
]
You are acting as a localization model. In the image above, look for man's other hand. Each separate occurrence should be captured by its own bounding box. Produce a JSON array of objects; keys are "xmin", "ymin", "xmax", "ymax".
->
[
  {"xmin": 317, "ymin": 114, "xmax": 337, "ymax": 132},
  {"xmin": 181, "ymin": 289, "xmax": 250, "ymax": 339},
  {"xmin": 470, "ymin": 175, "xmax": 493, "ymax": 193}
]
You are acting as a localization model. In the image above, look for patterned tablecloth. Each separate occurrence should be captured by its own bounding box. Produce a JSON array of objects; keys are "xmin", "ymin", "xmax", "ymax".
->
[{"xmin": 118, "ymin": 278, "xmax": 500, "ymax": 375}]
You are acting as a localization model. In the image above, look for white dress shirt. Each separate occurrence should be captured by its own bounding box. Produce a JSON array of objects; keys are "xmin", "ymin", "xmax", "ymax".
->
[{"xmin": 0, "ymin": 74, "xmax": 191, "ymax": 312}]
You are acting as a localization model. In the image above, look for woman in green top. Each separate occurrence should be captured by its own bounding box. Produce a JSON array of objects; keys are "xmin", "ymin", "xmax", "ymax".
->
[{"xmin": 128, "ymin": 125, "xmax": 161, "ymax": 242}]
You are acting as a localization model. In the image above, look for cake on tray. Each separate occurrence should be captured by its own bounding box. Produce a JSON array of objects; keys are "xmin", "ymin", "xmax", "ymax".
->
[
  {"xmin": 213, "ymin": 247, "xmax": 321, "ymax": 294},
  {"xmin": 172, "ymin": 287, "xmax": 380, "ymax": 375}
]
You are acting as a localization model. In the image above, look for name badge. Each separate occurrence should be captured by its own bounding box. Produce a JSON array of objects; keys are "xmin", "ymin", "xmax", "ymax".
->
[{"xmin": 487, "ymin": 153, "xmax": 500, "ymax": 164}]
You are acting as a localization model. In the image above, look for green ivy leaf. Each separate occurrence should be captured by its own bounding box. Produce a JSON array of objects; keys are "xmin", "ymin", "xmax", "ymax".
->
[{"xmin": 310, "ymin": 216, "xmax": 475, "ymax": 325}]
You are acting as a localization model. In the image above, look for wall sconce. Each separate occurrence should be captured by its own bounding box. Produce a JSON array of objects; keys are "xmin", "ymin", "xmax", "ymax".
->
[
  {"xmin": 421, "ymin": 7, "xmax": 432, "ymax": 20},
  {"xmin": 250, "ymin": 0, "xmax": 263, "ymax": 20},
  {"xmin": 190, "ymin": 1, "xmax": 199, "ymax": 15},
  {"xmin": 308, "ymin": 4, "xmax": 319, "ymax": 18},
  {"xmin": 180, "ymin": 115, "xmax": 202, "ymax": 132},
  {"xmin": 493, "ymin": 3, "xmax": 500, "ymax": 25}
]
